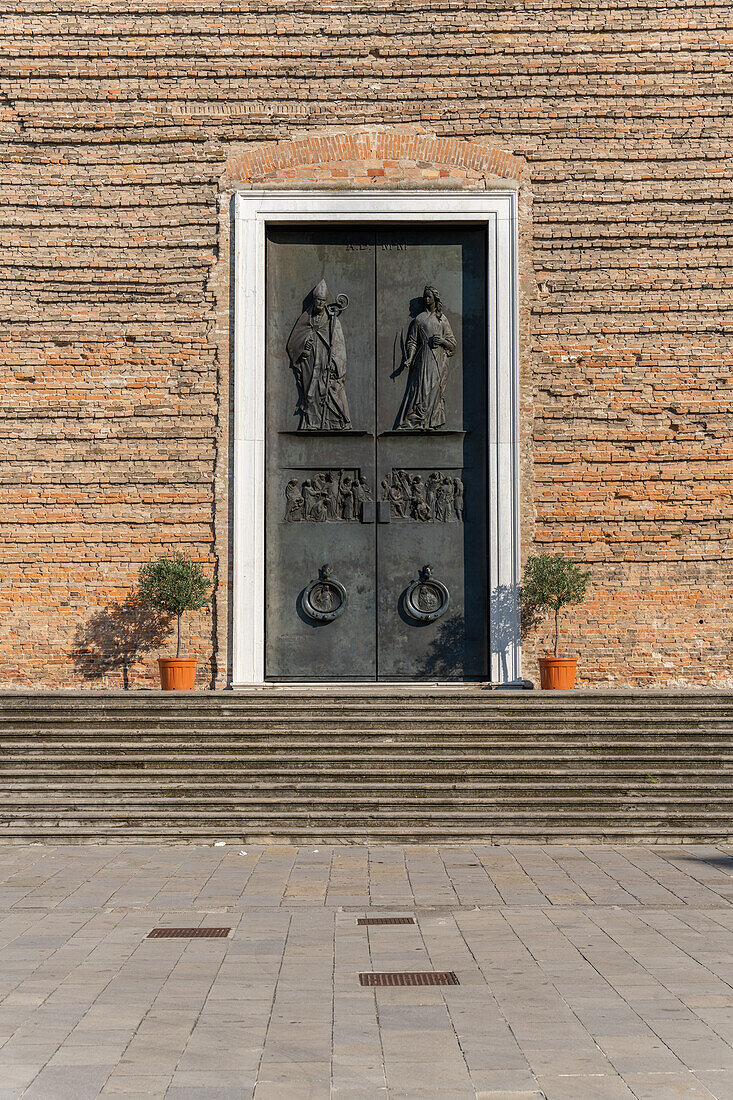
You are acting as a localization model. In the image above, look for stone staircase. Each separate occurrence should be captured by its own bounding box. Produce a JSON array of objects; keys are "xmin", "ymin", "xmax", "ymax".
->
[{"xmin": 0, "ymin": 689, "xmax": 731, "ymax": 844}]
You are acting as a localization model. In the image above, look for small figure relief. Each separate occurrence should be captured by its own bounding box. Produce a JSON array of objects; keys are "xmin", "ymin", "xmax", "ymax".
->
[
  {"xmin": 393, "ymin": 284, "xmax": 457, "ymax": 430},
  {"xmin": 308, "ymin": 570, "xmax": 340, "ymax": 613},
  {"xmin": 416, "ymin": 584, "xmax": 442, "ymax": 614},
  {"xmin": 284, "ymin": 479, "xmax": 304, "ymax": 522},
  {"xmin": 284, "ymin": 470, "xmax": 371, "ymax": 522},
  {"xmin": 380, "ymin": 469, "xmax": 464, "ymax": 523},
  {"xmin": 286, "ymin": 280, "xmax": 352, "ymax": 431}
]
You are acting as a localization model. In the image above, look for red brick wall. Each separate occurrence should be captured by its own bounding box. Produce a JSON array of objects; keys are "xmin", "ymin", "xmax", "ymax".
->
[{"xmin": 1, "ymin": 6, "xmax": 731, "ymax": 688}]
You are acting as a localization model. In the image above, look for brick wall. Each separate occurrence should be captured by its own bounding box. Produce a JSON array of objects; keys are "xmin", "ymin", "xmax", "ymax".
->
[{"xmin": 1, "ymin": 3, "xmax": 731, "ymax": 687}]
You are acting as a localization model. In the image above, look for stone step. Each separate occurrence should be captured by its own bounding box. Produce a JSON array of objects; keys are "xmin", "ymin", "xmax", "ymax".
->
[
  {"xmin": 3, "ymin": 721, "xmax": 731, "ymax": 736},
  {"xmin": 3, "ymin": 776, "xmax": 730, "ymax": 790},
  {"xmin": 2, "ymin": 804, "xmax": 732, "ymax": 822},
  {"xmin": 1, "ymin": 770, "xmax": 728, "ymax": 779},
  {"xmin": 2, "ymin": 731, "xmax": 732, "ymax": 747},
  {"xmin": 2, "ymin": 690, "xmax": 726, "ymax": 699},
  {"xmin": 1, "ymin": 752, "xmax": 726, "ymax": 770},
  {"xmin": 2, "ymin": 720, "xmax": 730, "ymax": 735},
  {"xmin": 3, "ymin": 795, "xmax": 731, "ymax": 812},
  {"xmin": 1, "ymin": 822, "xmax": 731, "ymax": 846},
  {"xmin": 0, "ymin": 827, "xmax": 730, "ymax": 845},
  {"xmin": 0, "ymin": 689, "xmax": 730, "ymax": 702},
  {"xmin": 1, "ymin": 706, "xmax": 731, "ymax": 721},
  {"xmin": 2, "ymin": 704, "xmax": 729, "ymax": 712},
  {"xmin": 2, "ymin": 722, "xmax": 733, "ymax": 738},
  {"xmin": 1, "ymin": 743, "xmax": 726, "ymax": 752},
  {"xmin": 0, "ymin": 743, "xmax": 729, "ymax": 757}
]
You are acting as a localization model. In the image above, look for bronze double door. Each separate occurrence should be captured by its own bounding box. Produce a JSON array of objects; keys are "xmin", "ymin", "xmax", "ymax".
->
[{"xmin": 265, "ymin": 224, "xmax": 488, "ymax": 681}]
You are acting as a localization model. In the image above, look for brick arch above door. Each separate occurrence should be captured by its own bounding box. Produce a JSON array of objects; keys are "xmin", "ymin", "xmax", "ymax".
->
[{"xmin": 222, "ymin": 129, "xmax": 529, "ymax": 190}]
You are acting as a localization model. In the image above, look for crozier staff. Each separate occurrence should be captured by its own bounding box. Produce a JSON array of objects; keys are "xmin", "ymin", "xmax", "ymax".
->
[
  {"xmin": 286, "ymin": 279, "xmax": 352, "ymax": 431},
  {"xmin": 394, "ymin": 284, "xmax": 456, "ymax": 430}
]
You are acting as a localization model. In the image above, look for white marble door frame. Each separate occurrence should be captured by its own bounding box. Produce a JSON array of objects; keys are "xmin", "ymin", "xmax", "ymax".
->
[{"xmin": 233, "ymin": 190, "xmax": 520, "ymax": 685}]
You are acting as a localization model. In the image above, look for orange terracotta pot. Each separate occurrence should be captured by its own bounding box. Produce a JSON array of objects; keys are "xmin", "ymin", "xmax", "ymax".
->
[
  {"xmin": 538, "ymin": 656, "xmax": 577, "ymax": 690},
  {"xmin": 158, "ymin": 658, "xmax": 197, "ymax": 691}
]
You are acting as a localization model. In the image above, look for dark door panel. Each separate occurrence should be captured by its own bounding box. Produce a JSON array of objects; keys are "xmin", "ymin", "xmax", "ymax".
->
[
  {"xmin": 375, "ymin": 227, "xmax": 488, "ymax": 681},
  {"xmin": 265, "ymin": 226, "xmax": 377, "ymax": 680}
]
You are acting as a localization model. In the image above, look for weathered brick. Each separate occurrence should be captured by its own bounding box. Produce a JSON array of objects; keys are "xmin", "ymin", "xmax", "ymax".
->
[{"xmin": 0, "ymin": 5, "xmax": 730, "ymax": 688}]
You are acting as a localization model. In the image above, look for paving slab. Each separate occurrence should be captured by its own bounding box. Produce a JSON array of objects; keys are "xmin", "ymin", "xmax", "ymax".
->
[
  {"xmin": 624, "ymin": 1071, "xmax": 721, "ymax": 1098},
  {"xmin": 0, "ymin": 843, "xmax": 732, "ymax": 1097}
]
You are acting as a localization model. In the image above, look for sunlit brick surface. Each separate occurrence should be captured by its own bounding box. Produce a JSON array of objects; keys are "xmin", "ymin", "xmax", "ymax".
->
[{"xmin": 1, "ymin": 6, "xmax": 731, "ymax": 687}]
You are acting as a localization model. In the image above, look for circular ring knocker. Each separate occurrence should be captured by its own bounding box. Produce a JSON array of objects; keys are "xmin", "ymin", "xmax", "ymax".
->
[
  {"xmin": 404, "ymin": 564, "xmax": 450, "ymax": 623},
  {"xmin": 302, "ymin": 564, "xmax": 347, "ymax": 623}
]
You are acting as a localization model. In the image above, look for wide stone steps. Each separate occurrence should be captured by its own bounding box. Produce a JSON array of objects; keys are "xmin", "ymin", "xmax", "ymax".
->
[{"xmin": 0, "ymin": 690, "xmax": 731, "ymax": 842}]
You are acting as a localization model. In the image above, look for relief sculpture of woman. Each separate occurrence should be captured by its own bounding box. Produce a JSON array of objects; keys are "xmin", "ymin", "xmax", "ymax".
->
[{"xmin": 394, "ymin": 285, "xmax": 457, "ymax": 430}]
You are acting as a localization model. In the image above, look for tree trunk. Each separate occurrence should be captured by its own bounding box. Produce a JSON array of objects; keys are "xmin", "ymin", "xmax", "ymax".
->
[
  {"xmin": 176, "ymin": 614, "xmax": 181, "ymax": 658},
  {"xmin": 554, "ymin": 606, "xmax": 559, "ymax": 657}
]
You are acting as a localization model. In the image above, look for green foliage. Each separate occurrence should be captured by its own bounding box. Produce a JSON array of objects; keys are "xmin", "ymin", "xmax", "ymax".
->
[
  {"xmin": 521, "ymin": 554, "xmax": 590, "ymax": 614},
  {"xmin": 137, "ymin": 553, "xmax": 211, "ymax": 657},
  {"xmin": 138, "ymin": 552, "xmax": 211, "ymax": 616},
  {"xmin": 520, "ymin": 553, "xmax": 590, "ymax": 656}
]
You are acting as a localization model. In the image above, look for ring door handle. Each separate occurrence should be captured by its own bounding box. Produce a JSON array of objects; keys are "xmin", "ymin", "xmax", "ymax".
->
[
  {"xmin": 302, "ymin": 564, "xmax": 347, "ymax": 623},
  {"xmin": 404, "ymin": 565, "xmax": 450, "ymax": 623}
]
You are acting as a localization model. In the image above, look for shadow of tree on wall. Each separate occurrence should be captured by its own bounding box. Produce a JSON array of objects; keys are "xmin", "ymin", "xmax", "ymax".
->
[
  {"xmin": 417, "ymin": 585, "xmax": 524, "ymax": 682},
  {"xmin": 72, "ymin": 596, "xmax": 172, "ymax": 689},
  {"xmin": 493, "ymin": 583, "xmax": 522, "ymax": 683}
]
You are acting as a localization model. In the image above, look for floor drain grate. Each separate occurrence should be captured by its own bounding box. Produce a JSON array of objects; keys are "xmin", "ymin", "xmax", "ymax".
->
[
  {"xmin": 148, "ymin": 927, "xmax": 231, "ymax": 939},
  {"xmin": 359, "ymin": 971, "xmax": 459, "ymax": 987},
  {"xmin": 357, "ymin": 917, "xmax": 415, "ymax": 926}
]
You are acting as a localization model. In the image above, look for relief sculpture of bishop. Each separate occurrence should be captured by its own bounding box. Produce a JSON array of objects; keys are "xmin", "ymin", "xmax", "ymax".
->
[
  {"xmin": 286, "ymin": 279, "xmax": 352, "ymax": 431},
  {"xmin": 394, "ymin": 285, "xmax": 457, "ymax": 430}
]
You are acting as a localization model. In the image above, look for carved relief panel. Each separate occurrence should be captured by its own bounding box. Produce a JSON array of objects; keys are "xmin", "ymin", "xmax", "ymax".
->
[
  {"xmin": 380, "ymin": 469, "xmax": 464, "ymax": 523},
  {"xmin": 284, "ymin": 469, "xmax": 372, "ymax": 522}
]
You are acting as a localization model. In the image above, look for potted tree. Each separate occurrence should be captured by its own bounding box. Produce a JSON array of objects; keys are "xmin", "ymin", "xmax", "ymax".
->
[
  {"xmin": 521, "ymin": 553, "xmax": 590, "ymax": 690},
  {"xmin": 138, "ymin": 552, "xmax": 212, "ymax": 690}
]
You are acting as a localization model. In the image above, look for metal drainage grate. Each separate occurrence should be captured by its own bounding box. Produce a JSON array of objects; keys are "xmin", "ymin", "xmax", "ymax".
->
[
  {"xmin": 359, "ymin": 971, "xmax": 459, "ymax": 987},
  {"xmin": 357, "ymin": 917, "xmax": 415, "ymax": 926},
  {"xmin": 148, "ymin": 927, "xmax": 231, "ymax": 939}
]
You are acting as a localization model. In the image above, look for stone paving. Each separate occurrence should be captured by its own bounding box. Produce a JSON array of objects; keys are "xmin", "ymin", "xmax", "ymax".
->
[{"xmin": 0, "ymin": 845, "xmax": 732, "ymax": 1098}]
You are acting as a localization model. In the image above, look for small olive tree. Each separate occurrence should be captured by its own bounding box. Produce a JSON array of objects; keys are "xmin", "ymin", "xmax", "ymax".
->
[
  {"xmin": 137, "ymin": 553, "xmax": 212, "ymax": 658},
  {"xmin": 520, "ymin": 553, "xmax": 590, "ymax": 657}
]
